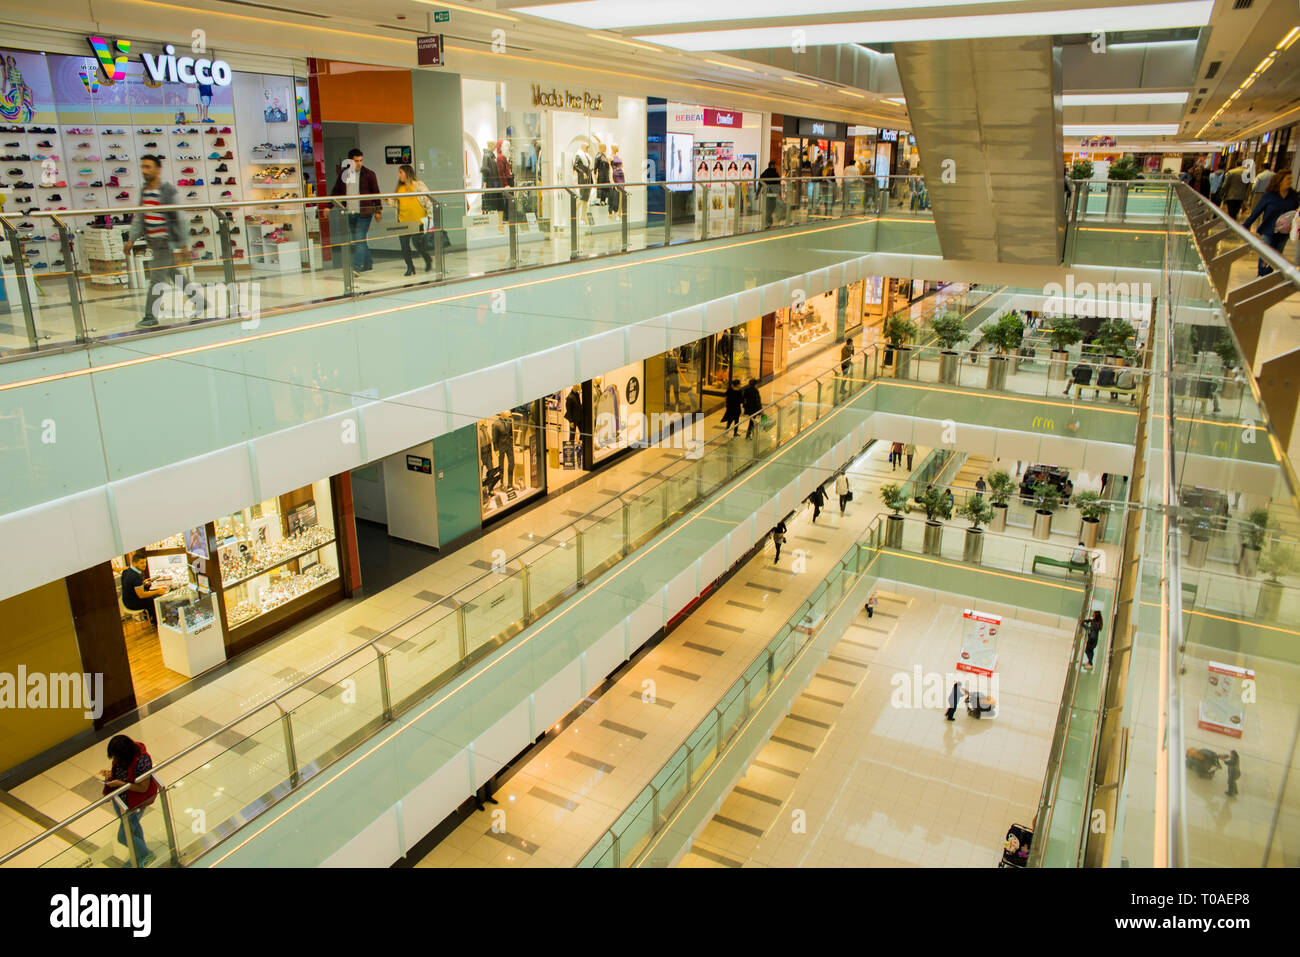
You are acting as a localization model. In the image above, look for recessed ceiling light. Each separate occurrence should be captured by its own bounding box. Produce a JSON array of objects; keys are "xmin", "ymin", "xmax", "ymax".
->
[
  {"xmin": 1281, "ymin": 27, "xmax": 1300, "ymax": 50},
  {"xmin": 1063, "ymin": 92, "xmax": 1189, "ymax": 106},
  {"xmin": 629, "ymin": 2, "xmax": 1213, "ymax": 50}
]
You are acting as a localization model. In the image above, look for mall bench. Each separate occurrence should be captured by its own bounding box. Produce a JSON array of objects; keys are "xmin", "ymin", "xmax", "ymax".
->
[
  {"xmin": 1063, "ymin": 380, "xmax": 1139, "ymax": 404},
  {"xmin": 1032, "ymin": 555, "xmax": 1090, "ymax": 577}
]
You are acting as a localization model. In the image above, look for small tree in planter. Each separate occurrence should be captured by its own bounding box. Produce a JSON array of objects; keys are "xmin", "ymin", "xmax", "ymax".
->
[
  {"xmin": 884, "ymin": 314, "xmax": 918, "ymax": 377},
  {"xmin": 880, "ymin": 482, "xmax": 909, "ymax": 547},
  {"xmin": 1047, "ymin": 316, "xmax": 1083, "ymax": 382},
  {"xmin": 1256, "ymin": 543, "xmax": 1297, "ymax": 621},
  {"xmin": 1073, "ymin": 490, "xmax": 1108, "ymax": 547},
  {"xmin": 919, "ymin": 484, "xmax": 954, "ymax": 556},
  {"xmin": 1070, "ymin": 159, "xmax": 1095, "ymax": 181},
  {"xmin": 1096, "ymin": 319, "xmax": 1137, "ymax": 363},
  {"xmin": 1030, "ymin": 481, "xmax": 1061, "ymax": 540},
  {"xmin": 1214, "ymin": 332, "xmax": 1242, "ymax": 401},
  {"xmin": 986, "ymin": 469, "xmax": 1016, "ymax": 532},
  {"xmin": 1107, "ymin": 157, "xmax": 1140, "ymax": 181},
  {"xmin": 929, "ymin": 310, "xmax": 967, "ymax": 384},
  {"xmin": 982, "ymin": 312, "xmax": 1025, "ymax": 390},
  {"xmin": 958, "ymin": 494, "xmax": 993, "ymax": 564},
  {"xmin": 1238, "ymin": 508, "xmax": 1274, "ymax": 577}
]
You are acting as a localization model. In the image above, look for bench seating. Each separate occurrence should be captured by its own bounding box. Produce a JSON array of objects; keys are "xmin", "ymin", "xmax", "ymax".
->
[
  {"xmin": 1032, "ymin": 555, "xmax": 1090, "ymax": 577},
  {"xmin": 1063, "ymin": 381, "xmax": 1139, "ymax": 403}
]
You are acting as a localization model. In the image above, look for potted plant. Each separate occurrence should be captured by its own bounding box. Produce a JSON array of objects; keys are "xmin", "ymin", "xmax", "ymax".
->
[
  {"xmin": 958, "ymin": 494, "xmax": 992, "ymax": 564},
  {"xmin": 1046, "ymin": 316, "xmax": 1083, "ymax": 383},
  {"xmin": 986, "ymin": 469, "xmax": 1015, "ymax": 532},
  {"xmin": 883, "ymin": 314, "xmax": 918, "ymax": 379},
  {"xmin": 1096, "ymin": 319, "xmax": 1136, "ymax": 365},
  {"xmin": 880, "ymin": 482, "xmax": 909, "ymax": 548},
  {"xmin": 1105, "ymin": 156, "xmax": 1139, "ymax": 220},
  {"xmin": 1070, "ymin": 159, "xmax": 1095, "ymax": 181},
  {"xmin": 1255, "ymin": 543, "xmax": 1296, "ymax": 621},
  {"xmin": 1213, "ymin": 332, "xmax": 1242, "ymax": 401},
  {"xmin": 1074, "ymin": 489, "xmax": 1108, "ymax": 548},
  {"xmin": 982, "ymin": 311, "xmax": 1024, "ymax": 391},
  {"xmin": 928, "ymin": 310, "xmax": 967, "ymax": 384},
  {"xmin": 1238, "ymin": 508, "xmax": 1273, "ymax": 578},
  {"xmin": 919, "ymin": 484, "xmax": 953, "ymax": 556},
  {"xmin": 1031, "ymin": 481, "xmax": 1061, "ymax": 540}
]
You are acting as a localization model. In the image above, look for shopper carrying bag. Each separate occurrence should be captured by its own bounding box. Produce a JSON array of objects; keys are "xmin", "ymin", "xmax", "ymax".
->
[{"xmin": 391, "ymin": 164, "xmax": 433, "ymax": 275}]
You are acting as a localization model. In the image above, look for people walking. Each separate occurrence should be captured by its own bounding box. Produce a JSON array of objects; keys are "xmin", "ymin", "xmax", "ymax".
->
[
  {"xmin": 945, "ymin": 681, "xmax": 964, "ymax": 721},
  {"xmin": 130, "ymin": 154, "xmax": 192, "ymax": 327},
  {"xmin": 722, "ymin": 378, "xmax": 743, "ymax": 436},
  {"xmin": 390, "ymin": 164, "xmax": 433, "ymax": 275},
  {"xmin": 835, "ymin": 471, "xmax": 851, "ymax": 514},
  {"xmin": 975, "ymin": 475, "xmax": 987, "ymax": 496},
  {"xmin": 1224, "ymin": 749, "xmax": 1241, "ymax": 797},
  {"xmin": 1243, "ymin": 170, "xmax": 1297, "ymax": 276},
  {"xmin": 1247, "ymin": 163, "xmax": 1274, "ymax": 217},
  {"xmin": 890, "ymin": 441, "xmax": 903, "ymax": 470},
  {"xmin": 904, "ymin": 442, "xmax": 916, "ymax": 470},
  {"xmin": 1082, "ymin": 610, "xmax": 1103, "ymax": 670},
  {"xmin": 759, "ymin": 159, "xmax": 781, "ymax": 227},
  {"xmin": 1220, "ymin": 162, "xmax": 1249, "ymax": 220},
  {"xmin": 864, "ymin": 592, "xmax": 878, "ymax": 618},
  {"xmin": 807, "ymin": 483, "xmax": 826, "ymax": 523},
  {"xmin": 771, "ymin": 520, "xmax": 787, "ymax": 563},
  {"xmin": 330, "ymin": 148, "xmax": 381, "ymax": 277},
  {"xmin": 742, "ymin": 378, "xmax": 763, "ymax": 438}
]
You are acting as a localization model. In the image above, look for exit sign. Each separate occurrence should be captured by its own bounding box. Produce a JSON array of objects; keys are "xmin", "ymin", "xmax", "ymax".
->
[{"xmin": 434, "ymin": 9, "xmax": 450, "ymax": 21}]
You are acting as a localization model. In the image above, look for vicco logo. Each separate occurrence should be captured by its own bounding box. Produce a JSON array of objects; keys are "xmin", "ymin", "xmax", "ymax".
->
[
  {"xmin": 86, "ymin": 36, "xmax": 233, "ymax": 88},
  {"xmin": 86, "ymin": 36, "xmax": 132, "ymax": 81}
]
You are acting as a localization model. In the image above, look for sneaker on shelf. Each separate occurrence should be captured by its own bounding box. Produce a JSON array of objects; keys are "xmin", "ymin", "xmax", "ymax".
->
[
  {"xmin": 73, "ymin": 142, "xmax": 89, "ymax": 149},
  {"xmin": 221, "ymin": 151, "xmax": 233, "ymax": 159},
  {"xmin": 219, "ymin": 127, "xmax": 231, "ymax": 133},
  {"xmin": 177, "ymin": 141, "xmax": 190, "ymax": 147},
  {"xmin": 115, "ymin": 191, "xmax": 129, "ymax": 199},
  {"xmin": 207, "ymin": 152, "xmax": 220, "ymax": 159},
  {"xmin": 193, "ymin": 240, "xmax": 205, "ymax": 248},
  {"xmin": 48, "ymin": 193, "xmax": 61, "ymax": 200},
  {"xmin": 215, "ymin": 163, "xmax": 228, "ymax": 172},
  {"xmin": 220, "ymin": 190, "xmax": 232, "ymax": 197},
  {"xmin": 213, "ymin": 137, "xmax": 225, "ymax": 147},
  {"xmin": 6, "ymin": 168, "xmax": 22, "ymax": 175},
  {"xmin": 193, "ymin": 178, "xmax": 204, "ymax": 186},
  {"xmin": 200, "ymin": 251, "xmax": 214, "ymax": 260},
  {"xmin": 204, "ymin": 128, "xmax": 217, "ymax": 135},
  {"xmin": 107, "ymin": 176, "xmax": 119, "ymax": 186},
  {"xmin": 90, "ymin": 180, "xmax": 102, "ymax": 187},
  {"xmin": 77, "ymin": 167, "xmax": 92, "ymax": 175},
  {"xmin": 143, "ymin": 141, "xmax": 157, "ymax": 148},
  {"xmin": 181, "ymin": 167, "xmax": 194, "ymax": 173},
  {"xmin": 186, "ymin": 191, "xmax": 199, "ymax": 198},
  {"xmin": 113, "ymin": 167, "xmax": 128, "ymax": 174}
]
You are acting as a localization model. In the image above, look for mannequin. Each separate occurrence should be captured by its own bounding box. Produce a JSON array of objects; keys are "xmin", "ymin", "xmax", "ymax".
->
[
  {"xmin": 480, "ymin": 141, "xmax": 502, "ymax": 221},
  {"xmin": 573, "ymin": 142, "xmax": 593, "ymax": 226},
  {"xmin": 593, "ymin": 136, "xmax": 612, "ymax": 213},
  {"xmin": 495, "ymin": 139, "xmax": 514, "ymax": 233},
  {"xmin": 564, "ymin": 386, "xmax": 583, "ymax": 444},
  {"xmin": 491, "ymin": 411, "xmax": 514, "ymax": 490},
  {"xmin": 478, "ymin": 420, "xmax": 498, "ymax": 496},
  {"xmin": 609, "ymin": 144, "xmax": 625, "ymax": 219}
]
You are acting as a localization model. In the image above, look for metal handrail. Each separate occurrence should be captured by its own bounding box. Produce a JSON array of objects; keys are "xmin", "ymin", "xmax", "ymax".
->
[{"xmin": 0, "ymin": 289, "xmax": 987, "ymax": 867}]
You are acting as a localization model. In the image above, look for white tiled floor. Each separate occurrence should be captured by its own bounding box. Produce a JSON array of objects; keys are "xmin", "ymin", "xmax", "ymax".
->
[{"xmin": 682, "ymin": 586, "xmax": 1077, "ymax": 868}]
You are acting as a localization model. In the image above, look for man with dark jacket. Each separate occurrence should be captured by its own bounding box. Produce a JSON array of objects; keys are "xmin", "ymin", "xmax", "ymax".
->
[
  {"xmin": 331, "ymin": 148, "xmax": 382, "ymax": 276},
  {"xmin": 130, "ymin": 154, "xmax": 190, "ymax": 327},
  {"xmin": 742, "ymin": 378, "xmax": 762, "ymax": 438},
  {"xmin": 759, "ymin": 160, "xmax": 781, "ymax": 226},
  {"xmin": 722, "ymin": 378, "xmax": 743, "ymax": 436},
  {"xmin": 1220, "ymin": 163, "xmax": 1249, "ymax": 220},
  {"xmin": 807, "ymin": 483, "xmax": 826, "ymax": 523}
]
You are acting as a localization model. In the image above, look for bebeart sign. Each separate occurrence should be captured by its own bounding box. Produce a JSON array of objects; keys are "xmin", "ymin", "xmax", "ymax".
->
[{"xmin": 531, "ymin": 83, "xmax": 604, "ymax": 113}]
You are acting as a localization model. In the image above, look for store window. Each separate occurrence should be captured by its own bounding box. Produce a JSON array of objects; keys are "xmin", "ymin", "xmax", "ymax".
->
[
  {"xmin": 779, "ymin": 290, "xmax": 836, "ymax": 365},
  {"xmin": 478, "ymin": 401, "xmax": 545, "ymax": 520},
  {"xmin": 645, "ymin": 342, "xmax": 704, "ymax": 423},
  {"xmin": 843, "ymin": 281, "xmax": 865, "ymax": 337},
  {"xmin": 704, "ymin": 318, "xmax": 762, "ymax": 394},
  {"xmin": 591, "ymin": 361, "xmax": 646, "ymax": 465}
]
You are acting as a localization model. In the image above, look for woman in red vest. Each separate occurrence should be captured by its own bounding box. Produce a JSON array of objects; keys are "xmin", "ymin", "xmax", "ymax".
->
[{"xmin": 101, "ymin": 735, "xmax": 160, "ymax": 867}]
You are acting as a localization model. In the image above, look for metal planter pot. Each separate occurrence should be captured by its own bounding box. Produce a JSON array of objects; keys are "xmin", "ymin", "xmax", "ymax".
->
[
  {"xmin": 1238, "ymin": 545, "xmax": 1261, "ymax": 578},
  {"xmin": 964, "ymin": 527, "xmax": 985, "ymax": 564},
  {"xmin": 986, "ymin": 355, "xmax": 1009, "ymax": 391},
  {"xmin": 885, "ymin": 513, "xmax": 904, "ymax": 548},
  {"xmin": 989, "ymin": 503, "xmax": 1008, "ymax": 532},
  {"xmin": 1187, "ymin": 534, "xmax": 1210, "ymax": 568},
  {"xmin": 1105, "ymin": 181, "xmax": 1129, "ymax": 221},
  {"xmin": 939, "ymin": 350, "xmax": 959, "ymax": 384},
  {"xmin": 895, "ymin": 346, "xmax": 913, "ymax": 380},
  {"xmin": 1080, "ymin": 517, "xmax": 1101, "ymax": 548},
  {"xmin": 1049, "ymin": 349, "xmax": 1069, "ymax": 382},
  {"xmin": 1257, "ymin": 580, "xmax": 1283, "ymax": 621},
  {"xmin": 923, "ymin": 520, "xmax": 944, "ymax": 556},
  {"xmin": 1032, "ymin": 509, "xmax": 1053, "ymax": 540}
]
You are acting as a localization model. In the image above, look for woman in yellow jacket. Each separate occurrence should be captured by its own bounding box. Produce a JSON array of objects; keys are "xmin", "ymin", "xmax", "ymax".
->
[{"xmin": 389, "ymin": 164, "xmax": 434, "ymax": 275}]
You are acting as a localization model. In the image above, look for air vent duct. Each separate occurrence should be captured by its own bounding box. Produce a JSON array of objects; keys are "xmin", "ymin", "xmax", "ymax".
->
[
  {"xmin": 1232, "ymin": 0, "xmax": 1253, "ymax": 9},
  {"xmin": 1205, "ymin": 60, "xmax": 1221, "ymax": 78}
]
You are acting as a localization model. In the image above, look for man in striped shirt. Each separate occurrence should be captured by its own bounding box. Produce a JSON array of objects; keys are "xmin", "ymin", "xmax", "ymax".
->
[{"xmin": 129, "ymin": 155, "xmax": 191, "ymax": 327}]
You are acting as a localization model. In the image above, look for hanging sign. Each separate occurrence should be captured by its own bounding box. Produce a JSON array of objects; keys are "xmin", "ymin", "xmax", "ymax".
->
[
  {"xmin": 417, "ymin": 35, "xmax": 444, "ymax": 67},
  {"xmin": 1198, "ymin": 661, "xmax": 1254, "ymax": 737}
]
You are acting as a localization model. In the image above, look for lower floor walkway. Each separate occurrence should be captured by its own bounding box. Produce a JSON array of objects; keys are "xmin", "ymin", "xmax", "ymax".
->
[{"xmin": 680, "ymin": 586, "xmax": 1075, "ymax": 867}]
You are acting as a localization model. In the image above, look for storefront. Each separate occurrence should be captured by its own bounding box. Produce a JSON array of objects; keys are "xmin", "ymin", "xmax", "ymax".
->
[
  {"xmin": 645, "ymin": 341, "xmax": 705, "ymax": 422},
  {"xmin": 703, "ymin": 317, "xmax": 763, "ymax": 395},
  {"xmin": 544, "ymin": 360, "xmax": 646, "ymax": 491},
  {"xmin": 0, "ymin": 41, "xmax": 313, "ymax": 278},
  {"xmin": 477, "ymin": 401, "xmax": 546, "ymax": 521},
  {"xmin": 664, "ymin": 103, "xmax": 763, "ymax": 233},
  {"xmin": 774, "ymin": 289, "xmax": 837, "ymax": 370},
  {"xmin": 780, "ymin": 117, "xmax": 847, "ymax": 181},
  {"xmin": 459, "ymin": 76, "xmax": 647, "ymax": 248},
  {"xmin": 104, "ymin": 476, "xmax": 351, "ymax": 704}
]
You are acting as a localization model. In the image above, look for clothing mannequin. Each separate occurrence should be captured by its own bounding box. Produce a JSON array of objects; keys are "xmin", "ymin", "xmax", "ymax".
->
[
  {"xmin": 593, "ymin": 137, "xmax": 612, "ymax": 213},
  {"xmin": 496, "ymin": 139, "xmax": 514, "ymax": 232},
  {"xmin": 564, "ymin": 386, "xmax": 583, "ymax": 444},
  {"xmin": 491, "ymin": 411, "xmax": 514, "ymax": 490},
  {"xmin": 609, "ymin": 144, "xmax": 625, "ymax": 219},
  {"xmin": 573, "ymin": 143, "xmax": 593, "ymax": 226},
  {"xmin": 480, "ymin": 141, "xmax": 502, "ymax": 220}
]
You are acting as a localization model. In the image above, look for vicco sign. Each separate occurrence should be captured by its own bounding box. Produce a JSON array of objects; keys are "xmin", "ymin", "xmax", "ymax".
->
[{"xmin": 88, "ymin": 36, "xmax": 233, "ymax": 87}]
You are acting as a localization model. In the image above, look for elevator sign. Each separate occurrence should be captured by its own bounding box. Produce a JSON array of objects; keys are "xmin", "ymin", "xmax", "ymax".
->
[{"xmin": 417, "ymin": 35, "xmax": 444, "ymax": 66}]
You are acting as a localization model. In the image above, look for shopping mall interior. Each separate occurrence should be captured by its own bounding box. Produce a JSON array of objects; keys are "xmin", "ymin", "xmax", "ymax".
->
[{"xmin": 0, "ymin": 0, "xmax": 1296, "ymax": 896}]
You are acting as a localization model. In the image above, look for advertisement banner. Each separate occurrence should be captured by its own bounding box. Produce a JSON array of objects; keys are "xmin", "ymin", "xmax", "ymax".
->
[
  {"xmin": 956, "ymin": 609, "xmax": 1001, "ymax": 676},
  {"xmin": 1198, "ymin": 661, "xmax": 1254, "ymax": 738}
]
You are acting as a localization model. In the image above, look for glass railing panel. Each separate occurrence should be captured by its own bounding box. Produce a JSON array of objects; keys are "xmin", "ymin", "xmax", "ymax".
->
[
  {"xmin": 652, "ymin": 747, "xmax": 690, "ymax": 826},
  {"xmin": 460, "ymin": 570, "xmax": 526, "ymax": 656},
  {"xmin": 613, "ymin": 787, "xmax": 656, "ymax": 867},
  {"xmin": 521, "ymin": 530, "xmax": 579, "ymax": 617},
  {"xmin": 578, "ymin": 503, "xmax": 626, "ymax": 577},
  {"xmin": 287, "ymin": 653, "xmax": 384, "ymax": 771},
  {"xmin": 685, "ymin": 714, "xmax": 719, "ymax": 788},
  {"xmin": 717, "ymin": 679, "xmax": 746, "ymax": 742},
  {"xmin": 385, "ymin": 602, "xmax": 462, "ymax": 705}
]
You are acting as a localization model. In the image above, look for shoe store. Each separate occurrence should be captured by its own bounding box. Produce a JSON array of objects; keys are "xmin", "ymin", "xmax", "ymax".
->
[{"xmin": 0, "ymin": 36, "xmax": 312, "ymax": 289}]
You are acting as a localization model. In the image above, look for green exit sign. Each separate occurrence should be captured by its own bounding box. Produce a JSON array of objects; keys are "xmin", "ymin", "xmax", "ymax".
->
[{"xmin": 433, "ymin": 10, "xmax": 450, "ymax": 21}]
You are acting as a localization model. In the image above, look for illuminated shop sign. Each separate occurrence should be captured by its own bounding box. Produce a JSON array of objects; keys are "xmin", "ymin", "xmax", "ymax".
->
[
  {"xmin": 87, "ymin": 36, "xmax": 233, "ymax": 86},
  {"xmin": 531, "ymin": 83, "xmax": 603, "ymax": 113},
  {"xmin": 703, "ymin": 108, "xmax": 741, "ymax": 128}
]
